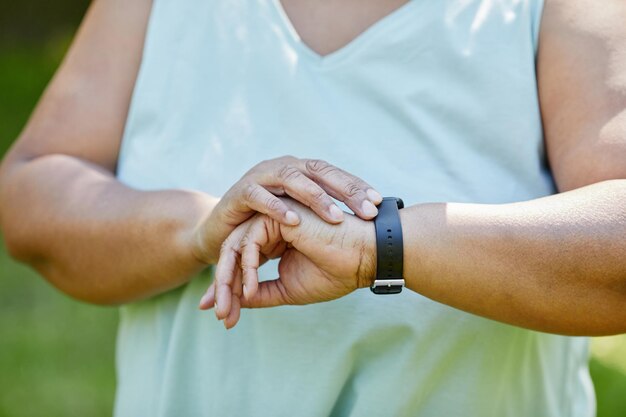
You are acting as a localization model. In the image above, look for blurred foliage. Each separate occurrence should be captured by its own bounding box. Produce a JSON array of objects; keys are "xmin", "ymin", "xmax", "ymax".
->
[
  {"xmin": 0, "ymin": 1, "xmax": 89, "ymax": 44},
  {"xmin": 1, "ymin": 4, "xmax": 626, "ymax": 417},
  {"xmin": 0, "ymin": 36, "xmax": 72, "ymax": 156}
]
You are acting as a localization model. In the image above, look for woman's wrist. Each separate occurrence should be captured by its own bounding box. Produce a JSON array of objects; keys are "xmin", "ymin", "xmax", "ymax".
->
[
  {"xmin": 182, "ymin": 191, "xmax": 222, "ymax": 266},
  {"xmin": 355, "ymin": 219, "xmax": 377, "ymax": 289},
  {"xmin": 355, "ymin": 203, "xmax": 436, "ymax": 294}
]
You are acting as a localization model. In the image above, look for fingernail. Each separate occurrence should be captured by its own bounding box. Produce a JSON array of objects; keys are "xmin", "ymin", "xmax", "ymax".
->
[
  {"xmin": 367, "ymin": 189, "xmax": 383, "ymax": 204},
  {"xmin": 243, "ymin": 284, "xmax": 248, "ymax": 299},
  {"xmin": 285, "ymin": 210, "xmax": 300, "ymax": 225},
  {"xmin": 214, "ymin": 299, "xmax": 220, "ymax": 317},
  {"xmin": 329, "ymin": 204, "xmax": 344, "ymax": 221},
  {"xmin": 362, "ymin": 200, "xmax": 378, "ymax": 217}
]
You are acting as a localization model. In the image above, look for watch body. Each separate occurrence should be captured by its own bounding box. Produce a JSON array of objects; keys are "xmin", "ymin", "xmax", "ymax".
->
[{"xmin": 370, "ymin": 197, "xmax": 405, "ymax": 295}]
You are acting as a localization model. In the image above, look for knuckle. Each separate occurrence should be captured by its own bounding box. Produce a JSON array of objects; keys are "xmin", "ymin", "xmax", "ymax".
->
[
  {"xmin": 243, "ymin": 184, "xmax": 260, "ymax": 203},
  {"xmin": 246, "ymin": 161, "xmax": 267, "ymax": 176},
  {"xmin": 239, "ymin": 234, "xmax": 251, "ymax": 248},
  {"xmin": 305, "ymin": 159, "xmax": 333, "ymax": 175},
  {"xmin": 265, "ymin": 197, "xmax": 283, "ymax": 214},
  {"xmin": 342, "ymin": 182, "xmax": 364, "ymax": 199},
  {"xmin": 277, "ymin": 164, "xmax": 301, "ymax": 182},
  {"xmin": 306, "ymin": 185, "xmax": 327, "ymax": 204},
  {"xmin": 258, "ymin": 157, "xmax": 277, "ymax": 168}
]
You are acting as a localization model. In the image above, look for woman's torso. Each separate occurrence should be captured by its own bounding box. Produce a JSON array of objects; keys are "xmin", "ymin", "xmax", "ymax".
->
[{"xmin": 114, "ymin": 0, "xmax": 594, "ymax": 415}]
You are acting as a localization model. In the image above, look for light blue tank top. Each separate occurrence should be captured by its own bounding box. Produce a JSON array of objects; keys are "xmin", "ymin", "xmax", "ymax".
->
[{"xmin": 115, "ymin": 1, "xmax": 595, "ymax": 415}]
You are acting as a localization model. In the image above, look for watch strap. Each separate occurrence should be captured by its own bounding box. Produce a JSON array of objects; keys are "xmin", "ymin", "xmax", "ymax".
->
[{"xmin": 371, "ymin": 197, "xmax": 405, "ymax": 294}]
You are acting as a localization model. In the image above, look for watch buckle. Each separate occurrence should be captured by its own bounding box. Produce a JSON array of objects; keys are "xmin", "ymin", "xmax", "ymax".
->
[{"xmin": 371, "ymin": 279, "xmax": 405, "ymax": 289}]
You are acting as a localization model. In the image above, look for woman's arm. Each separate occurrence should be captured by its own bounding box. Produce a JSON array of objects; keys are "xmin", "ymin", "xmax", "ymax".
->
[
  {"xmin": 0, "ymin": 0, "xmax": 382, "ymax": 305},
  {"xmin": 0, "ymin": 0, "xmax": 212, "ymax": 305},
  {"xmin": 400, "ymin": 180, "xmax": 626, "ymax": 336},
  {"xmin": 207, "ymin": 0, "xmax": 626, "ymax": 335},
  {"xmin": 202, "ymin": 182, "xmax": 626, "ymax": 335},
  {"xmin": 401, "ymin": 0, "xmax": 626, "ymax": 336}
]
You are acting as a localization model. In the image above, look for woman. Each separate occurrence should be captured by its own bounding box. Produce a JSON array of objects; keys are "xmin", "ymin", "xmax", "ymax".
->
[{"xmin": 1, "ymin": 0, "xmax": 625, "ymax": 415}]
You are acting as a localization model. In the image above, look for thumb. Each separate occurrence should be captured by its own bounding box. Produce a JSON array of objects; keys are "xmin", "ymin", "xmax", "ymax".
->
[{"xmin": 239, "ymin": 278, "xmax": 293, "ymax": 309}]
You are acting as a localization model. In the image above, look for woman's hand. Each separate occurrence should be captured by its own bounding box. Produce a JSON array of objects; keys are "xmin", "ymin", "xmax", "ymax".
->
[
  {"xmin": 190, "ymin": 156, "xmax": 382, "ymax": 264},
  {"xmin": 198, "ymin": 199, "xmax": 377, "ymax": 329}
]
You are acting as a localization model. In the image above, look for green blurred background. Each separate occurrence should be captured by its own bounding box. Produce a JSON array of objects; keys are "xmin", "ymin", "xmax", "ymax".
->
[{"xmin": 0, "ymin": 2, "xmax": 625, "ymax": 416}]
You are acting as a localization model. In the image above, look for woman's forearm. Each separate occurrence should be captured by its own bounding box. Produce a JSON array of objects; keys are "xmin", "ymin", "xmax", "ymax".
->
[
  {"xmin": 0, "ymin": 154, "xmax": 215, "ymax": 305},
  {"xmin": 401, "ymin": 179, "xmax": 626, "ymax": 336}
]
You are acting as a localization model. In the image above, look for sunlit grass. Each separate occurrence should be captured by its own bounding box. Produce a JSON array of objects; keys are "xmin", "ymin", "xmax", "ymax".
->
[{"xmin": 592, "ymin": 336, "xmax": 626, "ymax": 374}]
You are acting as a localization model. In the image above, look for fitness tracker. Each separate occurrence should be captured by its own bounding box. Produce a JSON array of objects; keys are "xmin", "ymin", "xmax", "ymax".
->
[{"xmin": 370, "ymin": 197, "xmax": 405, "ymax": 295}]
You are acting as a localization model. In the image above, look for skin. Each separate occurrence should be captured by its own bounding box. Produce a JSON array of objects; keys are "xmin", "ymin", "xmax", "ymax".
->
[
  {"xmin": 201, "ymin": 0, "xmax": 626, "ymax": 336},
  {"xmin": 205, "ymin": 184, "xmax": 626, "ymax": 335},
  {"xmin": 0, "ymin": 0, "xmax": 624, "ymax": 335},
  {"xmin": 201, "ymin": 200, "xmax": 376, "ymax": 328},
  {"xmin": 0, "ymin": 0, "xmax": 383, "ymax": 305},
  {"xmin": 280, "ymin": 0, "xmax": 410, "ymax": 56}
]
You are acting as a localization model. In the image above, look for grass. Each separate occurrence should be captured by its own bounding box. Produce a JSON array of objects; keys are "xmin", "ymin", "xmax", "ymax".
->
[
  {"xmin": 1, "ymin": 33, "xmax": 626, "ymax": 417},
  {"xmin": 0, "ymin": 239, "xmax": 118, "ymax": 417}
]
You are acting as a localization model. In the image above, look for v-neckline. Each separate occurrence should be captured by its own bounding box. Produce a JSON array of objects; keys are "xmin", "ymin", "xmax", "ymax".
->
[{"xmin": 271, "ymin": 0, "xmax": 421, "ymax": 68}]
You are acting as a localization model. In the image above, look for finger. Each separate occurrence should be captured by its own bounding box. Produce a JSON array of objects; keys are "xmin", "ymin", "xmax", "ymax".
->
[
  {"xmin": 240, "ymin": 222, "xmax": 267, "ymax": 301},
  {"xmin": 223, "ymin": 267, "xmax": 243, "ymax": 329},
  {"xmin": 214, "ymin": 242, "xmax": 240, "ymax": 320},
  {"xmin": 232, "ymin": 260, "xmax": 244, "ymax": 298},
  {"xmin": 241, "ymin": 245, "xmax": 260, "ymax": 300},
  {"xmin": 241, "ymin": 183, "xmax": 300, "ymax": 226},
  {"xmin": 239, "ymin": 214, "xmax": 285, "ymax": 301},
  {"xmin": 198, "ymin": 282, "xmax": 216, "ymax": 310},
  {"xmin": 222, "ymin": 268, "xmax": 243, "ymax": 329},
  {"xmin": 215, "ymin": 281, "xmax": 232, "ymax": 321},
  {"xmin": 271, "ymin": 165, "xmax": 345, "ymax": 224},
  {"xmin": 223, "ymin": 295, "xmax": 242, "ymax": 329},
  {"xmin": 302, "ymin": 159, "xmax": 382, "ymax": 219}
]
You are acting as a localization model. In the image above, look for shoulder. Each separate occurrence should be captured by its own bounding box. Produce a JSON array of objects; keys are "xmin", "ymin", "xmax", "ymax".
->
[
  {"xmin": 537, "ymin": 0, "xmax": 626, "ymax": 192},
  {"xmin": 540, "ymin": 0, "xmax": 626, "ymax": 49}
]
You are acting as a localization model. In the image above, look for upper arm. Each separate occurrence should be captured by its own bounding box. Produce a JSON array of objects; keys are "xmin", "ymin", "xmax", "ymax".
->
[
  {"xmin": 538, "ymin": 0, "xmax": 626, "ymax": 192},
  {"xmin": 1, "ymin": 0, "xmax": 152, "ymax": 173}
]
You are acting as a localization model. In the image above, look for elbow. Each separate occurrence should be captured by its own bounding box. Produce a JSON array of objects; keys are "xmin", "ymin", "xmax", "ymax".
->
[
  {"xmin": 0, "ymin": 202, "xmax": 32, "ymax": 265},
  {"xmin": 1, "ymin": 149, "xmax": 134, "ymax": 307},
  {"xmin": 1, "ymin": 236, "xmax": 122, "ymax": 307},
  {"xmin": 36, "ymin": 264, "xmax": 130, "ymax": 307},
  {"xmin": 39, "ymin": 260, "xmax": 162, "ymax": 307},
  {"xmin": 0, "ymin": 146, "xmax": 31, "ymax": 260},
  {"xmin": 0, "ymin": 193, "xmax": 41, "ymax": 266},
  {"xmin": 2, "ymin": 232, "xmax": 33, "ymax": 267}
]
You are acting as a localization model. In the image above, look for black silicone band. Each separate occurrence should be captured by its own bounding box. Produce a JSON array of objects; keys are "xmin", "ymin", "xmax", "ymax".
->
[{"xmin": 370, "ymin": 197, "xmax": 404, "ymax": 295}]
